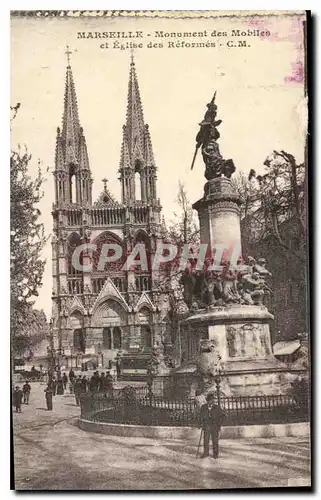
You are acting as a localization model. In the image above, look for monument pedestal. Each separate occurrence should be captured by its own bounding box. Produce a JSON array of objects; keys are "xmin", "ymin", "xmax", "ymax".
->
[
  {"xmin": 152, "ymin": 374, "xmax": 172, "ymax": 398},
  {"xmin": 182, "ymin": 305, "xmax": 296, "ymax": 396},
  {"xmin": 193, "ymin": 177, "xmax": 243, "ymax": 263}
]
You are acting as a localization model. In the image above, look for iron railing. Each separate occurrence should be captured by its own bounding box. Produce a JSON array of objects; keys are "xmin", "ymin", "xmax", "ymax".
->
[{"xmin": 79, "ymin": 388, "xmax": 309, "ymax": 427}]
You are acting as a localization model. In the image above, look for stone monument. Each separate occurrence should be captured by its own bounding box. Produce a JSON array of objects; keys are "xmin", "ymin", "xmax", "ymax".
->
[{"xmin": 175, "ymin": 93, "xmax": 302, "ymax": 397}]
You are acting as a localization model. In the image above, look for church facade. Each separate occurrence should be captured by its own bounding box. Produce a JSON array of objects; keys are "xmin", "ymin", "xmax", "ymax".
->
[{"xmin": 51, "ymin": 56, "xmax": 173, "ymax": 375}]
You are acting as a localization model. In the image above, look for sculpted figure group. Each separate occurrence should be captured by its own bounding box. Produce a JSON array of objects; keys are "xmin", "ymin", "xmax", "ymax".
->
[{"xmin": 177, "ymin": 255, "xmax": 272, "ymax": 312}]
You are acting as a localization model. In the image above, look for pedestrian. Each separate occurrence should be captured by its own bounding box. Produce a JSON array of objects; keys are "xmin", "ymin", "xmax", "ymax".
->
[
  {"xmin": 56, "ymin": 375, "xmax": 64, "ymax": 395},
  {"xmin": 105, "ymin": 370, "xmax": 113, "ymax": 396},
  {"xmin": 13, "ymin": 386, "xmax": 23, "ymax": 413},
  {"xmin": 49, "ymin": 376, "xmax": 57, "ymax": 396},
  {"xmin": 89, "ymin": 372, "xmax": 99, "ymax": 393},
  {"xmin": 62, "ymin": 372, "xmax": 68, "ymax": 390},
  {"xmin": 69, "ymin": 368, "xmax": 75, "ymax": 385},
  {"xmin": 81, "ymin": 375, "xmax": 87, "ymax": 393},
  {"xmin": 22, "ymin": 380, "xmax": 31, "ymax": 404},
  {"xmin": 94, "ymin": 371, "xmax": 100, "ymax": 390},
  {"xmin": 74, "ymin": 375, "xmax": 83, "ymax": 406},
  {"xmin": 116, "ymin": 358, "xmax": 121, "ymax": 379},
  {"xmin": 199, "ymin": 393, "xmax": 225, "ymax": 459},
  {"xmin": 44, "ymin": 385, "xmax": 53, "ymax": 411},
  {"xmin": 89, "ymin": 375, "xmax": 96, "ymax": 393},
  {"xmin": 99, "ymin": 372, "xmax": 106, "ymax": 392},
  {"xmin": 53, "ymin": 376, "xmax": 57, "ymax": 395}
]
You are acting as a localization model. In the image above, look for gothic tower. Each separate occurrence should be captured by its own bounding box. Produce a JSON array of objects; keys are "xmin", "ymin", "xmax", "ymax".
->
[
  {"xmin": 54, "ymin": 56, "xmax": 92, "ymax": 206},
  {"xmin": 119, "ymin": 56, "xmax": 159, "ymax": 207},
  {"xmin": 51, "ymin": 54, "xmax": 170, "ymax": 375}
]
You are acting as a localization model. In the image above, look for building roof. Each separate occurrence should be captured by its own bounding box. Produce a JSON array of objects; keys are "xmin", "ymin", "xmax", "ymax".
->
[{"xmin": 93, "ymin": 189, "xmax": 120, "ymax": 208}]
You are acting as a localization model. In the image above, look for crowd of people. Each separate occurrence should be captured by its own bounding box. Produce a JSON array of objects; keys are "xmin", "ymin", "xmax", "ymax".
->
[
  {"xmin": 13, "ymin": 369, "xmax": 115, "ymax": 413},
  {"xmin": 13, "ymin": 377, "xmax": 224, "ymax": 459},
  {"xmin": 43, "ymin": 369, "xmax": 114, "ymax": 410}
]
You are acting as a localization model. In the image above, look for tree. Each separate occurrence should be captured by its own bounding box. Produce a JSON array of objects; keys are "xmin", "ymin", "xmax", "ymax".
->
[
  {"xmin": 158, "ymin": 182, "xmax": 200, "ymax": 289},
  {"xmin": 12, "ymin": 308, "xmax": 49, "ymax": 358},
  {"xmin": 11, "ymin": 119, "xmax": 48, "ymax": 357},
  {"xmin": 155, "ymin": 184, "xmax": 200, "ymax": 365},
  {"xmin": 231, "ymin": 150, "xmax": 308, "ymax": 339},
  {"xmin": 167, "ymin": 181, "xmax": 199, "ymax": 246},
  {"xmin": 230, "ymin": 171, "xmax": 260, "ymax": 220},
  {"xmin": 231, "ymin": 150, "xmax": 306, "ymax": 261}
]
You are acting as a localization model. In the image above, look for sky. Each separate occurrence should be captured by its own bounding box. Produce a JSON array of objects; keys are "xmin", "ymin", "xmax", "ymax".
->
[{"xmin": 10, "ymin": 11, "xmax": 306, "ymax": 317}]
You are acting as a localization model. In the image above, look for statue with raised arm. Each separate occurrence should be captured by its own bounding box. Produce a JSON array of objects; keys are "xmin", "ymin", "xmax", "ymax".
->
[
  {"xmin": 191, "ymin": 92, "xmax": 236, "ymax": 180},
  {"xmin": 195, "ymin": 92, "xmax": 222, "ymax": 149}
]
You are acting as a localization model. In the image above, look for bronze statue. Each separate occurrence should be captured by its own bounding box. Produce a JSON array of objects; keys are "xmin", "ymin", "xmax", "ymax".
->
[
  {"xmin": 191, "ymin": 92, "xmax": 236, "ymax": 180},
  {"xmin": 195, "ymin": 92, "xmax": 222, "ymax": 148}
]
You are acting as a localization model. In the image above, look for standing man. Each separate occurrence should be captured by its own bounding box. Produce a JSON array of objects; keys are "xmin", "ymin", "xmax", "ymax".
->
[
  {"xmin": 89, "ymin": 371, "xmax": 99, "ymax": 393},
  {"xmin": 116, "ymin": 356, "xmax": 121, "ymax": 380},
  {"xmin": 62, "ymin": 372, "xmax": 68, "ymax": 391},
  {"xmin": 94, "ymin": 371, "xmax": 100, "ymax": 391},
  {"xmin": 44, "ymin": 385, "xmax": 53, "ymax": 411},
  {"xmin": 69, "ymin": 368, "xmax": 75, "ymax": 385},
  {"xmin": 81, "ymin": 375, "xmax": 87, "ymax": 394},
  {"xmin": 74, "ymin": 375, "xmax": 83, "ymax": 406},
  {"xmin": 89, "ymin": 374, "xmax": 96, "ymax": 393},
  {"xmin": 50, "ymin": 376, "xmax": 57, "ymax": 396},
  {"xmin": 56, "ymin": 374, "xmax": 64, "ymax": 395},
  {"xmin": 99, "ymin": 372, "xmax": 105, "ymax": 392},
  {"xmin": 22, "ymin": 381, "xmax": 31, "ymax": 404},
  {"xmin": 13, "ymin": 386, "xmax": 23, "ymax": 413},
  {"xmin": 105, "ymin": 371, "xmax": 113, "ymax": 396},
  {"xmin": 199, "ymin": 393, "xmax": 225, "ymax": 459}
]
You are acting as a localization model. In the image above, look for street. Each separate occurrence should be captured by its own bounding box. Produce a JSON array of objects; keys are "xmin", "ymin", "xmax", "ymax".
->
[{"xmin": 13, "ymin": 382, "xmax": 311, "ymax": 490}]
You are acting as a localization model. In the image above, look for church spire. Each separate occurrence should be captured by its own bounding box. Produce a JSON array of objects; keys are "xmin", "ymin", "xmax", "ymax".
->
[
  {"xmin": 54, "ymin": 48, "xmax": 92, "ymax": 206},
  {"xmin": 126, "ymin": 55, "xmax": 145, "ymax": 162},
  {"xmin": 62, "ymin": 62, "xmax": 81, "ymax": 166},
  {"xmin": 118, "ymin": 56, "xmax": 157, "ymax": 204}
]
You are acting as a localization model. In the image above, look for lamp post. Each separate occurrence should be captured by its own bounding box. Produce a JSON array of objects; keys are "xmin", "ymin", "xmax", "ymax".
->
[
  {"xmin": 213, "ymin": 355, "xmax": 223, "ymax": 407},
  {"xmin": 97, "ymin": 343, "xmax": 102, "ymax": 369}
]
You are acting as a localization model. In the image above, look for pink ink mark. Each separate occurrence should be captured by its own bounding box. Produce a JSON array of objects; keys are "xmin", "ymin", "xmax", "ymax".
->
[
  {"xmin": 247, "ymin": 18, "xmax": 279, "ymax": 41},
  {"xmin": 247, "ymin": 15, "xmax": 305, "ymax": 45},
  {"xmin": 247, "ymin": 16, "xmax": 305, "ymax": 85},
  {"xmin": 284, "ymin": 60, "xmax": 304, "ymax": 84}
]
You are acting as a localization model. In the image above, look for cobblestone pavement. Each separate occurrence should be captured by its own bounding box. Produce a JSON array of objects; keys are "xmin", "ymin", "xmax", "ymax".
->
[{"xmin": 13, "ymin": 383, "xmax": 311, "ymax": 491}]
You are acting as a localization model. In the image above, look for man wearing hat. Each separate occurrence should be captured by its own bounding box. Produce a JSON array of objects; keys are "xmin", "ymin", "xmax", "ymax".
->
[
  {"xmin": 199, "ymin": 393, "xmax": 225, "ymax": 459},
  {"xmin": 13, "ymin": 386, "xmax": 23, "ymax": 413}
]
